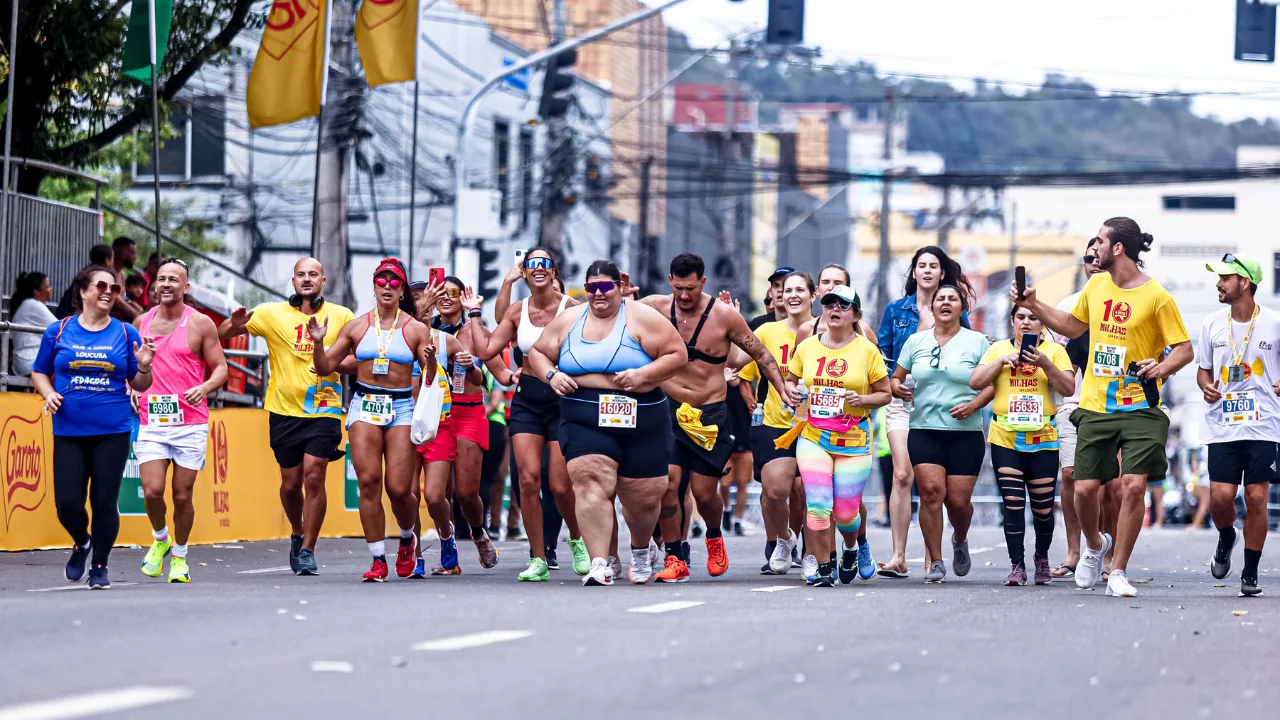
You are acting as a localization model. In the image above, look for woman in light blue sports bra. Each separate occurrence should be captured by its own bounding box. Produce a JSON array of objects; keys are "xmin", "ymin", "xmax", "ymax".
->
[
  {"xmin": 525, "ymin": 260, "xmax": 688, "ymax": 586},
  {"xmin": 310, "ymin": 258, "xmax": 437, "ymax": 583}
]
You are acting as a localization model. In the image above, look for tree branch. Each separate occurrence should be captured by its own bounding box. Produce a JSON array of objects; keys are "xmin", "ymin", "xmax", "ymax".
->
[
  {"xmin": 53, "ymin": 0, "xmax": 255, "ymax": 164},
  {"xmin": 92, "ymin": 0, "xmax": 134, "ymax": 33}
]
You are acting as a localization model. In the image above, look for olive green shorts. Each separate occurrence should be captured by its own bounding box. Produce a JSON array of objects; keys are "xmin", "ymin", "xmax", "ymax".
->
[{"xmin": 1070, "ymin": 407, "xmax": 1169, "ymax": 483}]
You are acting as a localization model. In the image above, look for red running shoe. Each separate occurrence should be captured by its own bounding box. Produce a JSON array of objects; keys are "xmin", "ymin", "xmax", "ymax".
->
[
  {"xmin": 653, "ymin": 555, "xmax": 690, "ymax": 583},
  {"xmin": 706, "ymin": 536, "xmax": 729, "ymax": 577},
  {"xmin": 395, "ymin": 536, "xmax": 418, "ymax": 578},
  {"xmin": 363, "ymin": 557, "xmax": 389, "ymax": 583}
]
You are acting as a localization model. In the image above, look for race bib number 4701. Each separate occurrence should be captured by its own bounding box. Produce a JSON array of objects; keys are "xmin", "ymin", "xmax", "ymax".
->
[{"xmin": 598, "ymin": 395, "xmax": 637, "ymax": 428}]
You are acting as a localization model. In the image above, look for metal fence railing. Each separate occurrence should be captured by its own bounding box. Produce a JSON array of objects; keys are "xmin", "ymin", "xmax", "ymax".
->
[{"xmin": 2, "ymin": 194, "xmax": 102, "ymax": 300}]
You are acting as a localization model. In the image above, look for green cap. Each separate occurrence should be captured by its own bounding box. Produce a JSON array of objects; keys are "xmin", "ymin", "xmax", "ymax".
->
[{"xmin": 1206, "ymin": 253, "xmax": 1262, "ymax": 285}]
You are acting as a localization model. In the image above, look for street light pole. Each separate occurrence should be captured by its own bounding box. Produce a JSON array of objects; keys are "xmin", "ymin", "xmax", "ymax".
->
[{"xmin": 449, "ymin": 0, "xmax": 688, "ymax": 265}]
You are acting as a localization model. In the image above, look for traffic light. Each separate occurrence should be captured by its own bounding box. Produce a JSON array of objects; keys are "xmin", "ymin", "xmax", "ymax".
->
[
  {"xmin": 537, "ymin": 48, "xmax": 578, "ymax": 120},
  {"xmin": 1236, "ymin": 0, "xmax": 1276, "ymax": 62},
  {"xmin": 766, "ymin": 0, "xmax": 805, "ymax": 45},
  {"xmin": 477, "ymin": 242, "xmax": 501, "ymax": 301}
]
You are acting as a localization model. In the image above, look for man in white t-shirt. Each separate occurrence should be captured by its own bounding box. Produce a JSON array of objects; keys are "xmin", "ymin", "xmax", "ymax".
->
[
  {"xmin": 1048, "ymin": 238, "xmax": 1102, "ymax": 579},
  {"xmin": 1197, "ymin": 253, "xmax": 1279, "ymax": 598}
]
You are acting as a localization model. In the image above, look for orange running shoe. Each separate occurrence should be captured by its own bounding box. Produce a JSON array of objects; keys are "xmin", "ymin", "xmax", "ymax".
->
[
  {"xmin": 706, "ymin": 536, "xmax": 729, "ymax": 577},
  {"xmin": 653, "ymin": 555, "xmax": 690, "ymax": 583}
]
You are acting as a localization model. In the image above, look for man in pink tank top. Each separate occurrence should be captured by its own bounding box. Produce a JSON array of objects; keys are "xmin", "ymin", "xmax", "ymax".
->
[{"xmin": 133, "ymin": 258, "xmax": 228, "ymax": 584}]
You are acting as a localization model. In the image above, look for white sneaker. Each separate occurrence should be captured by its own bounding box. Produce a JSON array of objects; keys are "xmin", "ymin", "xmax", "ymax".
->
[
  {"xmin": 769, "ymin": 538, "xmax": 793, "ymax": 574},
  {"xmin": 648, "ymin": 538, "xmax": 661, "ymax": 568},
  {"xmin": 1075, "ymin": 532, "xmax": 1113, "ymax": 589},
  {"xmin": 583, "ymin": 557, "xmax": 614, "ymax": 586},
  {"xmin": 1105, "ymin": 569, "xmax": 1137, "ymax": 598},
  {"xmin": 802, "ymin": 554, "xmax": 819, "ymax": 584},
  {"xmin": 607, "ymin": 555, "xmax": 622, "ymax": 579},
  {"xmin": 629, "ymin": 548, "xmax": 654, "ymax": 584}
]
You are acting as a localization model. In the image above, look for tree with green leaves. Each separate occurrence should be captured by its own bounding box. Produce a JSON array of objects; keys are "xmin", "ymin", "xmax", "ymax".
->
[{"xmin": 0, "ymin": 0, "xmax": 254, "ymax": 192}]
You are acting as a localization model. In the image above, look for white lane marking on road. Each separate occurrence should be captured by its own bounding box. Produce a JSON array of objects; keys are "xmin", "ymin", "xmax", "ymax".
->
[
  {"xmin": 236, "ymin": 566, "xmax": 293, "ymax": 574},
  {"xmin": 908, "ymin": 547, "xmax": 994, "ymax": 563},
  {"xmin": 309, "ymin": 661, "xmax": 354, "ymax": 673},
  {"xmin": 627, "ymin": 601, "xmax": 705, "ymax": 614},
  {"xmin": 0, "ymin": 686, "xmax": 192, "ymax": 720},
  {"xmin": 25, "ymin": 583, "xmax": 137, "ymax": 593},
  {"xmin": 210, "ymin": 545, "xmax": 244, "ymax": 549},
  {"xmin": 413, "ymin": 630, "xmax": 533, "ymax": 652},
  {"xmin": 751, "ymin": 585, "xmax": 800, "ymax": 593}
]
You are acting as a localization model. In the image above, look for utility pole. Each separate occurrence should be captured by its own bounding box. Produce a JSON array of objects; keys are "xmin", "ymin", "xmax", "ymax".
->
[
  {"xmin": 637, "ymin": 156, "xmax": 653, "ymax": 288},
  {"xmin": 1005, "ymin": 200, "xmax": 1017, "ymax": 332},
  {"xmin": 313, "ymin": 0, "xmax": 357, "ymax": 309},
  {"xmin": 538, "ymin": 0, "xmax": 570, "ymax": 258},
  {"xmin": 720, "ymin": 38, "xmax": 739, "ymax": 298},
  {"xmin": 937, "ymin": 184, "xmax": 950, "ymax": 252},
  {"xmin": 874, "ymin": 87, "xmax": 894, "ymax": 326}
]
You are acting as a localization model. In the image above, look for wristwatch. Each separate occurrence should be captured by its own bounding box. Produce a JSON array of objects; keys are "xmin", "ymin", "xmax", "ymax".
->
[{"xmin": 545, "ymin": 368, "xmax": 558, "ymax": 381}]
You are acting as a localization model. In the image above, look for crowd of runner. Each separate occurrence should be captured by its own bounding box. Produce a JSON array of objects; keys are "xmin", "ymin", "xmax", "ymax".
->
[{"xmin": 29, "ymin": 216, "xmax": 1275, "ymax": 598}]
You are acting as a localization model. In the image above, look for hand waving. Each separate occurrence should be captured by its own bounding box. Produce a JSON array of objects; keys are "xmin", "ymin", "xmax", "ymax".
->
[
  {"xmin": 460, "ymin": 286, "xmax": 484, "ymax": 312},
  {"xmin": 306, "ymin": 316, "xmax": 328, "ymax": 343},
  {"xmin": 134, "ymin": 336, "xmax": 156, "ymax": 369},
  {"xmin": 230, "ymin": 307, "xmax": 254, "ymax": 329}
]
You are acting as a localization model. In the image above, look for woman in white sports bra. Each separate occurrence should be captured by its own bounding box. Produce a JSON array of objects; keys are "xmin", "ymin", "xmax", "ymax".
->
[
  {"xmin": 465, "ymin": 247, "xmax": 590, "ymax": 582},
  {"xmin": 310, "ymin": 259, "xmax": 435, "ymax": 583}
]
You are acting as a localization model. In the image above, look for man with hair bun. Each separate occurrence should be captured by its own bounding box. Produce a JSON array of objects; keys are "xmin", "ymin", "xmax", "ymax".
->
[{"xmin": 1012, "ymin": 217, "xmax": 1192, "ymax": 599}]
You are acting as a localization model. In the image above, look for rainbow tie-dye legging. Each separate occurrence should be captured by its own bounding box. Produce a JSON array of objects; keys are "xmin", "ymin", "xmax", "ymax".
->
[{"xmin": 796, "ymin": 437, "xmax": 873, "ymax": 534}]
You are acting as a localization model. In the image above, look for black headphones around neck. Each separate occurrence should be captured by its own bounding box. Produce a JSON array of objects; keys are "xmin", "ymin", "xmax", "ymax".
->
[{"xmin": 289, "ymin": 294, "xmax": 325, "ymax": 310}]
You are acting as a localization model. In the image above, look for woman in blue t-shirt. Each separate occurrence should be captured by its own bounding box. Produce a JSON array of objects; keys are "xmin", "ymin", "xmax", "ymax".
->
[{"xmin": 32, "ymin": 265, "xmax": 155, "ymax": 589}]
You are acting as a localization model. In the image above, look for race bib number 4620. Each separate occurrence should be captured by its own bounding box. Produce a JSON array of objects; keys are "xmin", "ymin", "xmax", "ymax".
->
[{"xmin": 598, "ymin": 395, "xmax": 637, "ymax": 428}]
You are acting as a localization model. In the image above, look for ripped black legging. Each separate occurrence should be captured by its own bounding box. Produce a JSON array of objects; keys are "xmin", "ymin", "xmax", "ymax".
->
[{"xmin": 991, "ymin": 445, "xmax": 1059, "ymax": 566}]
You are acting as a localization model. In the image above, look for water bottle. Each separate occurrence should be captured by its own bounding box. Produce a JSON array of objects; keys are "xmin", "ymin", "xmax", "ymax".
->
[
  {"xmin": 751, "ymin": 403, "xmax": 764, "ymax": 427},
  {"xmin": 451, "ymin": 361, "xmax": 467, "ymax": 394},
  {"xmin": 902, "ymin": 375, "xmax": 917, "ymax": 413},
  {"xmin": 794, "ymin": 380, "xmax": 809, "ymax": 421}
]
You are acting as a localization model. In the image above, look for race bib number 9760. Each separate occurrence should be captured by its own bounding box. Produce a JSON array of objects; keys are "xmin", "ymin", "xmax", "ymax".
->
[{"xmin": 1222, "ymin": 391, "xmax": 1260, "ymax": 425}]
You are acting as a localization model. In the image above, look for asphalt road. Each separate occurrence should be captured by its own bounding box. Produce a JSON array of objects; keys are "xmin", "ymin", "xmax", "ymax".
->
[{"xmin": 1, "ymin": 525, "xmax": 1277, "ymax": 720}]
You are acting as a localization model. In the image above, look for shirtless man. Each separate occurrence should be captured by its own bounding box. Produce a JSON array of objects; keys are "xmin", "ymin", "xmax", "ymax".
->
[{"xmin": 631, "ymin": 253, "xmax": 793, "ymax": 582}]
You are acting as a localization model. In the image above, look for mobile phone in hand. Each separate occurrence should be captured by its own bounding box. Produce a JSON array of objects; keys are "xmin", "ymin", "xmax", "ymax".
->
[
  {"xmin": 1127, "ymin": 361, "xmax": 1161, "ymax": 407},
  {"xmin": 1019, "ymin": 333, "xmax": 1039, "ymax": 363},
  {"xmin": 1015, "ymin": 266, "xmax": 1026, "ymax": 300},
  {"xmin": 429, "ymin": 267, "xmax": 445, "ymax": 286},
  {"xmin": 514, "ymin": 249, "xmax": 526, "ymax": 267}
]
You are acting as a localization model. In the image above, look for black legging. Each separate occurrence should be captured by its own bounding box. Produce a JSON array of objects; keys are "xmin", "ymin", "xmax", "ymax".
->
[
  {"xmin": 991, "ymin": 445, "xmax": 1058, "ymax": 566},
  {"xmin": 53, "ymin": 433, "xmax": 131, "ymax": 567},
  {"xmin": 479, "ymin": 420, "xmax": 508, "ymax": 524}
]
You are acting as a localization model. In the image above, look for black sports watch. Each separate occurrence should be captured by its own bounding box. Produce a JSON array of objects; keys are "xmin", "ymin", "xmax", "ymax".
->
[{"xmin": 545, "ymin": 368, "xmax": 558, "ymax": 381}]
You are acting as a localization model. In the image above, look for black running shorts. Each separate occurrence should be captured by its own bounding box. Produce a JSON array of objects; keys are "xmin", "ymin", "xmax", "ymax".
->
[
  {"xmin": 668, "ymin": 400, "xmax": 734, "ymax": 478},
  {"xmin": 268, "ymin": 413, "xmax": 344, "ymax": 469},
  {"xmin": 1208, "ymin": 440, "xmax": 1279, "ymax": 486},
  {"xmin": 558, "ymin": 387, "xmax": 671, "ymax": 479}
]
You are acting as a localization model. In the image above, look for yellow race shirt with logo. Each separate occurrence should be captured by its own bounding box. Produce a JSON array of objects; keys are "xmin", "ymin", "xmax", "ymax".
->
[
  {"xmin": 738, "ymin": 320, "xmax": 800, "ymax": 429},
  {"xmin": 1070, "ymin": 273, "xmax": 1189, "ymax": 414},
  {"xmin": 980, "ymin": 339, "xmax": 1072, "ymax": 451},
  {"xmin": 788, "ymin": 334, "xmax": 887, "ymax": 454},
  {"xmin": 245, "ymin": 301, "xmax": 355, "ymax": 418}
]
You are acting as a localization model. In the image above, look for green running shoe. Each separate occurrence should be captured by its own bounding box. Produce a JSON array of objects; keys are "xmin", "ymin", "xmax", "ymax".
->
[
  {"xmin": 517, "ymin": 557, "xmax": 550, "ymax": 582},
  {"xmin": 141, "ymin": 538, "xmax": 172, "ymax": 578},
  {"xmin": 168, "ymin": 556, "xmax": 191, "ymax": 583},
  {"xmin": 568, "ymin": 536, "xmax": 590, "ymax": 576}
]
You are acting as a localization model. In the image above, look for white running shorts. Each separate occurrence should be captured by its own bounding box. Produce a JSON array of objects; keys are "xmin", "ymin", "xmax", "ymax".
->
[
  {"xmin": 135, "ymin": 422, "xmax": 210, "ymax": 471},
  {"xmin": 1058, "ymin": 404, "xmax": 1078, "ymax": 471},
  {"xmin": 885, "ymin": 396, "xmax": 911, "ymax": 434}
]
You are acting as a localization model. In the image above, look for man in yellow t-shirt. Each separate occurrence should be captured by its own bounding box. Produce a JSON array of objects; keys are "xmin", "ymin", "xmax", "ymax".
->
[
  {"xmin": 1012, "ymin": 217, "xmax": 1192, "ymax": 598},
  {"xmin": 219, "ymin": 257, "xmax": 355, "ymax": 575}
]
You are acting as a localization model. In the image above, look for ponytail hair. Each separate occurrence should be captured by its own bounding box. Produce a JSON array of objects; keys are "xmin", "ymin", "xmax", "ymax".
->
[{"xmin": 1102, "ymin": 217, "xmax": 1154, "ymax": 269}]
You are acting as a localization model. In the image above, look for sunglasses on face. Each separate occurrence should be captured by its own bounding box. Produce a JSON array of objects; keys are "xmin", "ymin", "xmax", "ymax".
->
[
  {"xmin": 822, "ymin": 299, "xmax": 853, "ymax": 311},
  {"xmin": 930, "ymin": 344, "xmax": 942, "ymax": 369},
  {"xmin": 91, "ymin": 280, "xmax": 122, "ymax": 295},
  {"xmin": 1082, "ymin": 254, "xmax": 1098, "ymax": 265},
  {"xmin": 585, "ymin": 280, "xmax": 616, "ymax": 295},
  {"xmin": 441, "ymin": 287, "xmax": 462, "ymax": 298},
  {"xmin": 374, "ymin": 276, "xmax": 403, "ymax": 288},
  {"xmin": 524, "ymin": 257, "xmax": 554, "ymax": 270}
]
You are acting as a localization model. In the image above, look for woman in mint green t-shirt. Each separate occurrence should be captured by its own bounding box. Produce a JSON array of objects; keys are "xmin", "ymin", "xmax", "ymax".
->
[{"xmin": 890, "ymin": 284, "xmax": 993, "ymax": 584}]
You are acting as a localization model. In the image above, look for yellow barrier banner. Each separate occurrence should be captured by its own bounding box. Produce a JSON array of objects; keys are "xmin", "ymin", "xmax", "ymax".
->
[{"xmin": 1, "ymin": 393, "xmax": 422, "ymax": 551}]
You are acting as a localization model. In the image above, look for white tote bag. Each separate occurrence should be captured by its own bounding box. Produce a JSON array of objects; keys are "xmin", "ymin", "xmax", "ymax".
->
[{"xmin": 411, "ymin": 330, "xmax": 446, "ymax": 445}]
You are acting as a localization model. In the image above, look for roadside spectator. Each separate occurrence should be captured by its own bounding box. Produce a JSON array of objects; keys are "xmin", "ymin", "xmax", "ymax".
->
[
  {"xmin": 111, "ymin": 236, "xmax": 138, "ymax": 279},
  {"xmin": 56, "ymin": 244, "xmax": 113, "ymax": 318},
  {"xmin": 9, "ymin": 271, "xmax": 57, "ymax": 376},
  {"xmin": 124, "ymin": 274, "xmax": 148, "ymax": 306}
]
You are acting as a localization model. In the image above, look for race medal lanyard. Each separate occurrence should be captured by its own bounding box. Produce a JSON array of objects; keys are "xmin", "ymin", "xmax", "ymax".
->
[
  {"xmin": 371, "ymin": 308, "xmax": 399, "ymax": 376},
  {"xmin": 1225, "ymin": 306, "xmax": 1259, "ymax": 384}
]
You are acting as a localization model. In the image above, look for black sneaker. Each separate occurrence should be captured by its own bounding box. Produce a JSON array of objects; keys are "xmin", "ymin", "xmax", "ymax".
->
[
  {"xmin": 838, "ymin": 548, "xmax": 858, "ymax": 585},
  {"xmin": 296, "ymin": 548, "xmax": 319, "ymax": 576},
  {"xmin": 691, "ymin": 523, "xmax": 704, "ymax": 539},
  {"xmin": 1241, "ymin": 575, "xmax": 1262, "ymax": 597},
  {"xmin": 733, "ymin": 521, "xmax": 745, "ymax": 537},
  {"xmin": 87, "ymin": 565, "xmax": 110, "ymax": 590},
  {"xmin": 506, "ymin": 527, "xmax": 526, "ymax": 542},
  {"xmin": 1211, "ymin": 529, "xmax": 1237, "ymax": 580},
  {"xmin": 65, "ymin": 538, "xmax": 91, "ymax": 583},
  {"xmin": 546, "ymin": 548, "xmax": 560, "ymax": 570},
  {"xmin": 791, "ymin": 543, "xmax": 802, "ymax": 569},
  {"xmin": 722, "ymin": 512, "xmax": 732, "ymax": 532},
  {"xmin": 289, "ymin": 534, "xmax": 304, "ymax": 574},
  {"xmin": 814, "ymin": 563, "xmax": 836, "ymax": 588},
  {"xmin": 486, "ymin": 525, "xmax": 500, "ymax": 541}
]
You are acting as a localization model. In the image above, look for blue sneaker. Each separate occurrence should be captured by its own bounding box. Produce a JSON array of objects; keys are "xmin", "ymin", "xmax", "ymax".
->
[
  {"xmin": 288, "ymin": 534, "xmax": 304, "ymax": 574},
  {"xmin": 65, "ymin": 538, "xmax": 91, "ymax": 583},
  {"xmin": 88, "ymin": 565, "xmax": 110, "ymax": 590},
  {"xmin": 432, "ymin": 535, "xmax": 460, "ymax": 575},
  {"xmin": 857, "ymin": 540, "xmax": 875, "ymax": 581},
  {"xmin": 296, "ymin": 548, "xmax": 319, "ymax": 576},
  {"xmin": 410, "ymin": 557, "xmax": 427, "ymax": 579}
]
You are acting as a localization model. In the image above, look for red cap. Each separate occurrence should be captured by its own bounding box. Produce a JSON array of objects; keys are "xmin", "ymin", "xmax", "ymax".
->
[{"xmin": 374, "ymin": 258, "xmax": 407, "ymax": 284}]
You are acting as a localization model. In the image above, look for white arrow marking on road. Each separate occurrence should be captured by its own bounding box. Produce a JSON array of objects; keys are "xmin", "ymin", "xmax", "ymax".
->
[
  {"xmin": 907, "ymin": 547, "xmax": 994, "ymax": 564},
  {"xmin": 628, "ymin": 601, "xmax": 706, "ymax": 614},
  {"xmin": 413, "ymin": 630, "xmax": 534, "ymax": 651},
  {"xmin": 25, "ymin": 583, "xmax": 137, "ymax": 593},
  {"xmin": 236, "ymin": 566, "xmax": 293, "ymax": 574},
  {"xmin": 751, "ymin": 585, "xmax": 800, "ymax": 593},
  {"xmin": 0, "ymin": 686, "xmax": 192, "ymax": 720}
]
